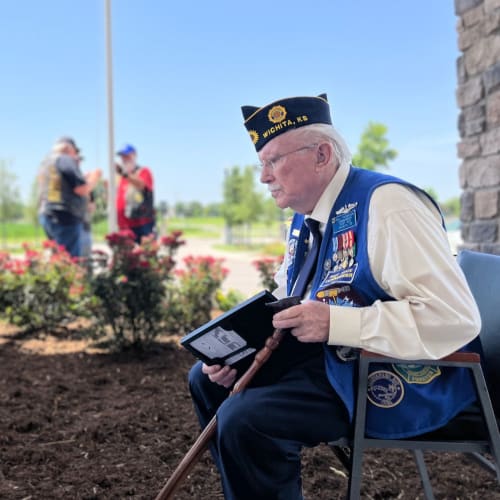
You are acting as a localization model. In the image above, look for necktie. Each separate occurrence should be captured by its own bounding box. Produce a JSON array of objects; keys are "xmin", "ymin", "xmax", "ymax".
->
[{"xmin": 291, "ymin": 218, "xmax": 322, "ymax": 297}]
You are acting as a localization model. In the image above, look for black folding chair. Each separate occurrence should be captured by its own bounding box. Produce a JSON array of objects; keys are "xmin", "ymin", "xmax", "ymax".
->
[{"xmin": 328, "ymin": 249, "xmax": 500, "ymax": 499}]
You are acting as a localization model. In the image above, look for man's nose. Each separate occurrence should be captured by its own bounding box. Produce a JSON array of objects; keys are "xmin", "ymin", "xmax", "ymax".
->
[{"xmin": 259, "ymin": 165, "xmax": 273, "ymax": 183}]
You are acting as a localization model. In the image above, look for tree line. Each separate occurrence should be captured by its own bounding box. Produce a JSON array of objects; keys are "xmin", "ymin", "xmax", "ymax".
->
[{"xmin": 0, "ymin": 123, "xmax": 461, "ymax": 238}]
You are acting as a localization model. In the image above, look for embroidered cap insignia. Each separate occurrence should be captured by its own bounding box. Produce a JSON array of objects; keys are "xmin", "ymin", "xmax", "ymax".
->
[{"xmin": 268, "ymin": 105, "xmax": 287, "ymax": 124}]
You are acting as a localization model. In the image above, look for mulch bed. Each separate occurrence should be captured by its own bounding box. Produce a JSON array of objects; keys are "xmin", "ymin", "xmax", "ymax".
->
[{"xmin": 1, "ymin": 325, "xmax": 499, "ymax": 500}]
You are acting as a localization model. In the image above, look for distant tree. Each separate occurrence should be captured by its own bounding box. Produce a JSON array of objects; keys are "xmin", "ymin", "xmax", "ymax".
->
[
  {"xmin": 423, "ymin": 187, "xmax": 439, "ymax": 201},
  {"xmin": 26, "ymin": 177, "xmax": 40, "ymax": 226},
  {"xmin": 184, "ymin": 201, "xmax": 204, "ymax": 217},
  {"xmin": 91, "ymin": 179, "xmax": 108, "ymax": 224},
  {"xmin": 261, "ymin": 197, "xmax": 282, "ymax": 225},
  {"xmin": 0, "ymin": 159, "xmax": 23, "ymax": 246},
  {"xmin": 174, "ymin": 201, "xmax": 187, "ymax": 217},
  {"xmin": 421, "ymin": 189, "xmax": 460, "ymax": 218},
  {"xmin": 221, "ymin": 165, "xmax": 264, "ymax": 244},
  {"xmin": 204, "ymin": 202, "xmax": 221, "ymax": 217},
  {"xmin": 157, "ymin": 200, "xmax": 169, "ymax": 219},
  {"xmin": 352, "ymin": 122, "xmax": 398, "ymax": 171},
  {"xmin": 440, "ymin": 196, "xmax": 460, "ymax": 218}
]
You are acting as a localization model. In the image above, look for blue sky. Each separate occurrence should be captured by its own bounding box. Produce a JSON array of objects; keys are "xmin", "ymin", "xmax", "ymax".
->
[{"xmin": 1, "ymin": 1, "xmax": 461, "ymax": 207}]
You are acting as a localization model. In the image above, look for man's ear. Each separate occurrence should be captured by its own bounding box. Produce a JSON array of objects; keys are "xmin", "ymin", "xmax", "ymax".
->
[{"xmin": 316, "ymin": 143, "xmax": 332, "ymax": 167}]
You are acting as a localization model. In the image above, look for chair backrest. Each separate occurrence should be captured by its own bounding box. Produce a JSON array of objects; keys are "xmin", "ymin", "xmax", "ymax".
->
[{"xmin": 457, "ymin": 249, "xmax": 500, "ymax": 415}]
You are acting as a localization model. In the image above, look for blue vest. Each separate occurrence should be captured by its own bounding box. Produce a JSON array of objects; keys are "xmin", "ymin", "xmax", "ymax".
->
[{"xmin": 286, "ymin": 167, "xmax": 479, "ymax": 438}]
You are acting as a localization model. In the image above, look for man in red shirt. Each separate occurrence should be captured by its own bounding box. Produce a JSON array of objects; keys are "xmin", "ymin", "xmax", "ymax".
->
[{"xmin": 115, "ymin": 144, "xmax": 156, "ymax": 243}]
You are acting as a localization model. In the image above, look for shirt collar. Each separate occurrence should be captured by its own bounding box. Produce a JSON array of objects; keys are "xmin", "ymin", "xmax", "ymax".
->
[{"xmin": 309, "ymin": 160, "xmax": 350, "ymax": 228}]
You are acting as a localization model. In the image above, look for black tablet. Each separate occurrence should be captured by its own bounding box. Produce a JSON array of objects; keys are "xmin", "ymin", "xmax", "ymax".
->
[{"xmin": 180, "ymin": 290, "xmax": 278, "ymax": 368}]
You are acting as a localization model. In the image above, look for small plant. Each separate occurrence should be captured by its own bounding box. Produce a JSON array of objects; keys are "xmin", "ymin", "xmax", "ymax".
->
[
  {"xmin": 90, "ymin": 230, "xmax": 185, "ymax": 350},
  {"xmin": 164, "ymin": 255, "xmax": 229, "ymax": 335},
  {"xmin": 215, "ymin": 288, "xmax": 246, "ymax": 312},
  {"xmin": 252, "ymin": 255, "xmax": 284, "ymax": 292},
  {"xmin": 0, "ymin": 241, "xmax": 90, "ymax": 332}
]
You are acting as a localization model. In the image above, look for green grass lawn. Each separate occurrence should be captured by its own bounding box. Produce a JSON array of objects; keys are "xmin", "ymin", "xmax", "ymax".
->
[{"xmin": 0, "ymin": 217, "xmax": 285, "ymax": 253}]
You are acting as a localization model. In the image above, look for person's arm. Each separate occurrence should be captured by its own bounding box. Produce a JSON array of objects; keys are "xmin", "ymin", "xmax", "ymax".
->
[
  {"xmin": 57, "ymin": 155, "xmax": 88, "ymax": 196},
  {"xmin": 329, "ymin": 184, "xmax": 481, "ymax": 360},
  {"xmin": 74, "ymin": 169, "xmax": 102, "ymax": 197},
  {"xmin": 119, "ymin": 166, "xmax": 153, "ymax": 191},
  {"xmin": 127, "ymin": 169, "xmax": 146, "ymax": 190}
]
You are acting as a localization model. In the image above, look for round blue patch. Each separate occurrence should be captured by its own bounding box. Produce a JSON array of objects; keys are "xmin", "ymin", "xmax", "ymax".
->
[{"xmin": 367, "ymin": 370, "xmax": 404, "ymax": 408}]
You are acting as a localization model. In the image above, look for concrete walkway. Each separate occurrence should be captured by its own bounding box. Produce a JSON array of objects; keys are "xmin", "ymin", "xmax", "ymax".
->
[{"xmin": 174, "ymin": 238, "xmax": 266, "ymax": 299}]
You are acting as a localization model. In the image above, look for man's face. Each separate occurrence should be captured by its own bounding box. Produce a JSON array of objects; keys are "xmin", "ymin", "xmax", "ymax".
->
[
  {"xmin": 258, "ymin": 132, "xmax": 320, "ymax": 214},
  {"xmin": 67, "ymin": 145, "xmax": 79, "ymax": 159},
  {"xmin": 119, "ymin": 153, "xmax": 137, "ymax": 172}
]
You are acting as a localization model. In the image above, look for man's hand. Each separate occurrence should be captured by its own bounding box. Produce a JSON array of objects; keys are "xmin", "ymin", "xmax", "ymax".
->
[
  {"xmin": 202, "ymin": 363, "xmax": 237, "ymax": 388},
  {"xmin": 115, "ymin": 163, "xmax": 126, "ymax": 176},
  {"xmin": 272, "ymin": 300, "xmax": 330, "ymax": 343}
]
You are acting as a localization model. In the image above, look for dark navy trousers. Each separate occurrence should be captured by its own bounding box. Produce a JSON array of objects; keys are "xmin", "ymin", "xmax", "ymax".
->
[{"xmin": 188, "ymin": 350, "xmax": 351, "ymax": 500}]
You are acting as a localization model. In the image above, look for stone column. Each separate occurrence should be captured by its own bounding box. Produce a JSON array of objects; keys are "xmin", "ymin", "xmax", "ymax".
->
[{"xmin": 456, "ymin": 0, "xmax": 500, "ymax": 254}]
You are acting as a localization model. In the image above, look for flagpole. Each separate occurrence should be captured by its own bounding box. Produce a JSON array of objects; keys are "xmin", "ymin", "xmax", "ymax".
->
[{"xmin": 105, "ymin": 0, "xmax": 117, "ymax": 232}]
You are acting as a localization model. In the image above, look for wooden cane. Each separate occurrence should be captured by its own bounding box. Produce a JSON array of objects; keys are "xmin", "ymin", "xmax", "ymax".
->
[{"xmin": 154, "ymin": 327, "xmax": 286, "ymax": 500}]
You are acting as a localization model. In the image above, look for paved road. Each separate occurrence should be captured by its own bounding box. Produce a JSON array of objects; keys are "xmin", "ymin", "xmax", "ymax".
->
[{"xmin": 174, "ymin": 238, "xmax": 265, "ymax": 299}]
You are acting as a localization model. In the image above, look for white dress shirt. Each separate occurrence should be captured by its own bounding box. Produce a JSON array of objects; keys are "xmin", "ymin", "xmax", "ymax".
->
[{"xmin": 274, "ymin": 161, "xmax": 481, "ymax": 360}]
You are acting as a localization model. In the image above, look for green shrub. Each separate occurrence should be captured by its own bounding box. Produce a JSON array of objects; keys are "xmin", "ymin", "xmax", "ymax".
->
[
  {"xmin": 261, "ymin": 241, "xmax": 286, "ymax": 256},
  {"xmin": 215, "ymin": 288, "xmax": 246, "ymax": 311},
  {"xmin": 252, "ymin": 255, "xmax": 284, "ymax": 292},
  {"xmin": 90, "ymin": 230, "xmax": 185, "ymax": 350},
  {"xmin": 164, "ymin": 255, "xmax": 229, "ymax": 335},
  {"xmin": 0, "ymin": 241, "xmax": 91, "ymax": 331}
]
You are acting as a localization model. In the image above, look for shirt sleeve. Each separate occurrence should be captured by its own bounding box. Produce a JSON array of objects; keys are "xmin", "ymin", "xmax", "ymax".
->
[
  {"xmin": 328, "ymin": 183, "xmax": 481, "ymax": 360},
  {"xmin": 57, "ymin": 155, "xmax": 85, "ymax": 188},
  {"xmin": 139, "ymin": 167, "xmax": 154, "ymax": 191}
]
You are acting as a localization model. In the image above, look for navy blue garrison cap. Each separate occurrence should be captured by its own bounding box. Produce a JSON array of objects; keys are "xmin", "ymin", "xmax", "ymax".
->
[{"xmin": 241, "ymin": 93, "xmax": 332, "ymax": 152}]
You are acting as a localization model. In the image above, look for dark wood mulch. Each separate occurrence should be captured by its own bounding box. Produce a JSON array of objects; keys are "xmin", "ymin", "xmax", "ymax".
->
[{"xmin": 0, "ymin": 327, "xmax": 499, "ymax": 500}]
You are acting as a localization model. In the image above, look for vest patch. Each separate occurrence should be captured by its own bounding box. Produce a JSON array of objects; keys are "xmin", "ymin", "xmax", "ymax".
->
[
  {"xmin": 392, "ymin": 364, "xmax": 441, "ymax": 384},
  {"xmin": 321, "ymin": 263, "xmax": 358, "ymax": 286},
  {"xmin": 336, "ymin": 346, "xmax": 359, "ymax": 362},
  {"xmin": 287, "ymin": 238, "xmax": 297, "ymax": 257},
  {"xmin": 332, "ymin": 202, "xmax": 358, "ymax": 234},
  {"xmin": 367, "ymin": 370, "xmax": 404, "ymax": 408}
]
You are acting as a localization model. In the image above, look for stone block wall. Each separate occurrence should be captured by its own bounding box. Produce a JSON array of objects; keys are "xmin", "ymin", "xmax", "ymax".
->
[{"xmin": 456, "ymin": 0, "xmax": 500, "ymax": 253}]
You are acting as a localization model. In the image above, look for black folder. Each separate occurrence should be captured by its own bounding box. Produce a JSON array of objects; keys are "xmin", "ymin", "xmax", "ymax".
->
[
  {"xmin": 181, "ymin": 290, "xmax": 277, "ymax": 370},
  {"xmin": 181, "ymin": 291, "xmax": 322, "ymax": 385}
]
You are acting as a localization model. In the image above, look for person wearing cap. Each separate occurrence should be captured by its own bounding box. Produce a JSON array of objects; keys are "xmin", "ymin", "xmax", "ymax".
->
[
  {"xmin": 41, "ymin": 137, "xmax": 101, "ymax": 257},
  {"xmin": 187, "ymin": 94, "xmax": 481, "ymax": 499},
  {"xmin": 115, "ymin": 144, "xmax": 155, "ymax": 243}
]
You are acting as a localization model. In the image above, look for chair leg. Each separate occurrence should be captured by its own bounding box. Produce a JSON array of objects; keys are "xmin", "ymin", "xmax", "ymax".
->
[
  {"xmin": 471, "ymin": 366, "xmax": 500, "ymax": 483},
  {"xmin": 413, "ymin": 449, "xmax": 435, "ymax": 500},
  {"xmin": 346, "ymin": 446, "xmax": 363, "ymax": 500},
  {"xmin": 466, "ymin": 452, "xmax": 499, "ymax": 477}
]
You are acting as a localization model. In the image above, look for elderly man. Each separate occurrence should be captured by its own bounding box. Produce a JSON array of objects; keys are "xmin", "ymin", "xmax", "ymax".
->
[
  {"xmin": 41, "ymin": 137, "xmax": 101, "ymax": 257},
  {"xmin": 115, "ymin": 143, "xmax": 155, "ymax": 243},
  {"xmin": 188, "ymin": 94, "xmax": 481, "ymax": 499}
]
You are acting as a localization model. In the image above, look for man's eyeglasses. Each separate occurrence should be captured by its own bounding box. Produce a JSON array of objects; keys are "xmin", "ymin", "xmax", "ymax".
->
[{"xmin": 258, "ymin": 143, "xmax": 318, "ymax": 171}]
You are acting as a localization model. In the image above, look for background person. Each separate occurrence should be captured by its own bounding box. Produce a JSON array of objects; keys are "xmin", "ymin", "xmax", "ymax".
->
[
  {"xmin": 115, "ymin": 143, "xmax": 155, "ymax": 243},
  {"xmin": 36, "ymin": 158, "xmax": 52, "ymax": 239},
  {"xmin": 76, "ymin": 154, "xmax": 97, "ymax": 260},
  {"xmin": 187, "ymin": 94, "xmax": 482, "ymax": 499},
  {"xmin": 41, "ymin": 136, "xmax": 101, "ymax": 257}
]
